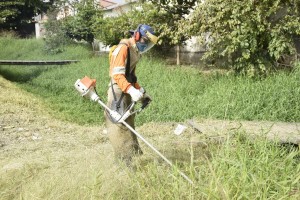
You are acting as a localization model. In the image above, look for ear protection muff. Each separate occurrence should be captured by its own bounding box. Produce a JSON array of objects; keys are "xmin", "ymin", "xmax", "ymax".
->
[{"xmin": 134, "ymin": 24, "xmax": 142, "ymax": 41}]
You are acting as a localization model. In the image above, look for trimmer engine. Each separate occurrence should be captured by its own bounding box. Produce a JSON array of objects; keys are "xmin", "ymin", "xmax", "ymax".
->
[{"xmin": 74, "ymin": 76, "xmax": 99, "ymax": 102}]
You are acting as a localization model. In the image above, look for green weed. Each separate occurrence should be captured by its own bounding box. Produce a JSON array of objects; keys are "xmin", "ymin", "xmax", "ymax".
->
[
  {"xmin": 0, "ymin": 37, "xmax": 299, "ymax": 125},
  {"xmin": 1, "ymin": 37, "xmax": 299, "ymax": 200}
]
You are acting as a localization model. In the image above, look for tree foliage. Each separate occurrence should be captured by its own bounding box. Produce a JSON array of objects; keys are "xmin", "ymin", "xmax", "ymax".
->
[
  {"xmin": 4, "ymin": 0, "xmax": 297, "ymax": 76},
  {"xmin": 93, "ymin": 2, "xmax": 173, "ymax": 46},
  {"xmin": 0, "ymin": 0, "xmax": 55, "ymax": 36},
  {"xmin": 92, "ymin": 1, "xmax": 197, "ymax": 48},
  {"xmin": 0, "ymin": 0, "xmax": 23, "ymax": 24},
  {"xmin": 189, "ymin": 0, "xmax": 300, "ymax": 76},
  {"xmin": 63, "ymin": 0, "xmax": 102, "ymax": 44},
  {"xmin": 43, "ymin": 9, "xmax": 71, "ymax": 54},
  {"xmin": 148, "ymin": 0, "xmax": 197, "ymax": 15},
  {"xmin": 147, "ymin": 0, "xmax": 197, "ymax": 45}
]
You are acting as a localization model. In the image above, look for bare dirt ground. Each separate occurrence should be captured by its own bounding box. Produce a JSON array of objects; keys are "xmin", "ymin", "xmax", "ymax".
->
[
  {"xmin": 1, "ymin": 75, "xmax": 300, "ymax": 171},
  {"xmin": 0, "ymin": 76, "xmax": 107, "ymax": 168}
]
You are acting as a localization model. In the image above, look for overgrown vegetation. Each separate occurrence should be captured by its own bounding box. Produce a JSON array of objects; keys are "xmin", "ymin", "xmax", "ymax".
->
[
  {"xmin": 92, "ymin": 2, "xmax": 174, "ymax": 47},
  {"xmin": 63, "ymin": 0, "xmax": 102, "ymax": 44},
  {"xmin": 2, "ymin": 1, "xmax": 300, "ymax": 75},
  {"xmin": 92, "ymin": 0, "xmax": 300, "ymax": 75},
  {"xmin": 1, "ymin": 1, "xmax": 300, "ymax": 198},
  {"xmin": 0, "ymin": 0, "xmax": 54, "ymax": 36},
  {"xmin": 1, "ymin": 37, "xmax": 300, "ymax": 199},
  {"xmin": 0, "ymin": 37, "xmax": 299, "ymax": 125},
  {"xmin": 43, "ymin": 11, "xmax": 73, "ymax": 54},
  {"xmin": 188, "ymin": 0, "xmax": 300, "ymax": 76}
]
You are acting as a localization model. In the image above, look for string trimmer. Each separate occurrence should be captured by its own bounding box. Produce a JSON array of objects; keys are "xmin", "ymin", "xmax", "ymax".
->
[{"xmin": 74, "ymin": 76, "xmax": 193, "ymax": 185}]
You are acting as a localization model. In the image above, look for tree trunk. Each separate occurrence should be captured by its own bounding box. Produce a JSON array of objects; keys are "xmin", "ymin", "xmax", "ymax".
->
[{"xmin": 176, "ymin": 45, "xmax": 180, "ymax": 65}]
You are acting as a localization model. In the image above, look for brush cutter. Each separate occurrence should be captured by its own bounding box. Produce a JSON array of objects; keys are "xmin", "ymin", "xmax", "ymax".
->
[{"xmin": 74, "ymin": 76, "xmax": 193, "ymax": 185}]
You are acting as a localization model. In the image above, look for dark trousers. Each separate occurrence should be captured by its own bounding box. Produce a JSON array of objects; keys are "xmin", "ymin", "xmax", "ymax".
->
[{"xmin": 105, "ymin": 84, "xmax": 143, "ymax": 162}]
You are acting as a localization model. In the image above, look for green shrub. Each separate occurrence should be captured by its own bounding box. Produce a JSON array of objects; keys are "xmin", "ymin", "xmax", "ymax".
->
[
  {"xmin": 63, "ymin": 0, "xmax": 102, "ymax": 44},
  {"xmin": 189, "ymin": 0, "xmax": 300, "ymax": 76},
  {"xmin": 44, "ymin": 11, "xmax": 72, "ymax": 54}
]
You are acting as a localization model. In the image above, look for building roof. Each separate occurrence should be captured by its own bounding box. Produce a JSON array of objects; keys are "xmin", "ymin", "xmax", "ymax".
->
[
  {"xmin": 99, "ymin": 0, "xmax": 117, "ymax": 9},
  {"xmin": 99, "ymin": 0, "xmax": 137, "ymax": 10}
]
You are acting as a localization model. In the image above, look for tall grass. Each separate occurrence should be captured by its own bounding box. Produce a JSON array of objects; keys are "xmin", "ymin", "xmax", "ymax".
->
[
  {"xmin": 1, "ymin": 131, "xmax": 299, "ymax": 199},
  {"xmin": 1, "ymin": 36, "xmax": 299, "ymax": 124},
  {"xmin": 0, "ymin": 37, "xmax": 299, "ymax": 199},
  {"xmin": 138, "ymin": 58, "xmax": 300, "ymax": 124},
  {"xmin": 126, "ymin": 133, "xmax": 300, "ymax": 199}
]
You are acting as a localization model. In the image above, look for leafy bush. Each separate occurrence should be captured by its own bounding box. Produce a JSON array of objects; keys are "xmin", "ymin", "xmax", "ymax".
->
[
  {"xmin": 44, "ymin": 11, "xmax": 72, "ymax": 54},
  {"xmin": 0, "ymin": 0, "xmax": 54, "ymax": 37},
  {"xmin": 92, "ymin": 12, "xmax": 131, "ymax": 46},
  {"xmin": 92, "ymin": 2, "xmax": 177, "ymax": 47},
  {"xmin": 189, "ymin": 0, "xmax": 300, "ymax": 76},
  {"xmin": 63, "ymin": 0, "xmax": 102, "ymax": 44}
]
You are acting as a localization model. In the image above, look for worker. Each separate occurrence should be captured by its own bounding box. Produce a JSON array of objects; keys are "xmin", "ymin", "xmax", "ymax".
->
[{"xmin": 105, "ymin": 24, "xmax": 158, "ymax": 165}]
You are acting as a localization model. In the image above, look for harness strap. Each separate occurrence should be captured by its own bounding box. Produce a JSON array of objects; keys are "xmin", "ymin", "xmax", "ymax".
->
[
  {"xmin": 116, "ymin": 93, "xmax": 125, "ymax": 109},
  {"xmin": 110, "ymin": 79, "xmax": 117, "ymax": 101},
  {"xmin": 110, "ymin": 42, "xmax": 136, "ymax": 111}
]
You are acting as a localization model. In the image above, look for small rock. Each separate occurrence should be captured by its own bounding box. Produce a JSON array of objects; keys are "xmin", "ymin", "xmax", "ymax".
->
[
  {"xmin": 102, "ymin": 129, "xmax": 108, "ymax": 135},
  {"xmin": 174, "ymin": 124, "xmax": 187, "ymax": 135},
  {"xmin": 32, "ymin": 133, "xmax": 42, "ymax": 140},
  {"xmin": 17, "ymin": 127, "xmax": 24, "ymax": 132},
  {"xmin": 23, "ymin": 132, "xmax": 31, "ymax": 137}
]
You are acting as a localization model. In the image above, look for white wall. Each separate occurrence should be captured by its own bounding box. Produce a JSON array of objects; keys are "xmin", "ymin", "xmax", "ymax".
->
[{"xmin": 99, "ymin": 3, "xmax": 136, "ymax": 52}]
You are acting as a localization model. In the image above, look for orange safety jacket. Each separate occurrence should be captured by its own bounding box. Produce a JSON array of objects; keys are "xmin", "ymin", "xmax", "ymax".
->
[{"xmin": 109, "ymin": 38, "xmax": 141, "ymax": 92}]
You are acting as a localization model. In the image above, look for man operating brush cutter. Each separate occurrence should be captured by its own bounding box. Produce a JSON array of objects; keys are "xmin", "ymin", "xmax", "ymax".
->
[
  {"xmin": 105, "ymin": 24, "xmax": 158, "ymax": 165},
  {"xmin": 74, "ymin": 76, "xmax": 193, "ymax": 185},
  {"xmin": 74, "ymin": 24, "xmax": 194, "ymax": 184}
]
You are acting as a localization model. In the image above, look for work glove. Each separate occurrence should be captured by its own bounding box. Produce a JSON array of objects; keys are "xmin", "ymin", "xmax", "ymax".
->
[
  {"xmin": 139, "ymin": 87, "xmax": 152, "ymax": 101},
  {"xmin": 143, "ymin": 93, "xmax": 152, "ymax": 101},
  {"xmin": 127, "ymin": 86, "xmax": 143, "ymax": 102},
  {"xmin": 139, "ymin": 87, "xmax": 146, "ymax": 94}
]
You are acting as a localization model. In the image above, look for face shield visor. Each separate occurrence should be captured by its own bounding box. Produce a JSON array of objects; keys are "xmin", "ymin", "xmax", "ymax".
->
[{"xmin": 136, "ymin": 31, "xmax": 158, "ymax": 54}]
